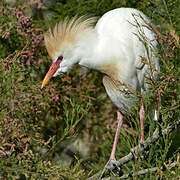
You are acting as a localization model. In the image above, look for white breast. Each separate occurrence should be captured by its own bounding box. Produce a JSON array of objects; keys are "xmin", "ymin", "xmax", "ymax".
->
[{"xmin": 94, "ymin": 8, "xmax": 159, "ymax": 112}]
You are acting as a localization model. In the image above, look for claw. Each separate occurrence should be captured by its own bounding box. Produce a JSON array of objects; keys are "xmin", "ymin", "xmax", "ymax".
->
[{"xmin": 106, "ymin": 159, "xmax": 123, "ymax": 176}]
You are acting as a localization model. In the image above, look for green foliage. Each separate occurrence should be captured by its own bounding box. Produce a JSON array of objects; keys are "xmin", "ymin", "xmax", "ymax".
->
[{"xmin": 0, "ymin": 0, "xmax": 179, "ymax": 179}]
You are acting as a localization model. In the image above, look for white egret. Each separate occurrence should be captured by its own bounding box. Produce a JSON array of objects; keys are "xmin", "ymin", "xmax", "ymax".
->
[{"xmin": 41, "ymin": 8, "xmax": 159, "ymax": 161}]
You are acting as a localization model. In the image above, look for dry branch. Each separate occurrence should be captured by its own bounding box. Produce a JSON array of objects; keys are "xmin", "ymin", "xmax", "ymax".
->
[{"xmin": 89, "ymin": 119, "xmax": 180, "ymax": 179}]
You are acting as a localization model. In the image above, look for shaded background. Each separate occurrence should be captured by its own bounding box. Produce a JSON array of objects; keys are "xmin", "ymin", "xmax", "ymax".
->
[{"xmin": 0, "ymin": 0, "xmax": 179, "ymax": 179}]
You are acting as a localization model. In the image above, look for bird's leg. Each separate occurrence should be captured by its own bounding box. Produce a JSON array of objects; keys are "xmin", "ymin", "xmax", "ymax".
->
[
  {"xmin": 110, "ymin": 111, "xmax": 123, "ymax": 160},
  {"xmin": 139, "ymin": 100, "xmax": 145, "ymax": 143},
  {"xmin": 99, "ymin": 112, "xmax": 123, "ymax": 179}
]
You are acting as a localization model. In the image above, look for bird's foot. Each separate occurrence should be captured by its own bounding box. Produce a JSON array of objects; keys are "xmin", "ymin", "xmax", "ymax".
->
[
  {"xmin": 106, "ymin": 159, "xmax": 123, "ymax": 176},
  {"xmin": 139, "ymin": 142, "xmax": 149, "ymax": 159},
  {"xmin": 139, "ymin": 141, "xmax": 145, "ymax": 149},
  {"xmin": 106, "ymin": 159, "xmax": 118, "ymax": 170},
  {"xmin": 130, "ymin": 142, "xmax": 149, "ymax": 161},
  {"xmin": 99, "ymin": 159, "xmax": 123, "ymax": 179}
]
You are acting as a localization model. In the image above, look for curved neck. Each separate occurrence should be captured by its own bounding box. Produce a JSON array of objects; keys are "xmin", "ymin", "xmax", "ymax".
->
[{"xmin": 74, "ymin": 30, "xmax": 99, "ymax": 69}]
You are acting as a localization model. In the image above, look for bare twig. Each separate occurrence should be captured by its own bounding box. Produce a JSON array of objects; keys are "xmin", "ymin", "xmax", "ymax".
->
[
  {"xmin": 89, "ymin": 119, "xmax": 180, "ymax": 179},
  {"xmin": 119, "ymin": 167, "xmax": 159, "ymax": 179},
  {"xmin": 118, "ymin": 157, "xmax": 179, "ymax": 179}
]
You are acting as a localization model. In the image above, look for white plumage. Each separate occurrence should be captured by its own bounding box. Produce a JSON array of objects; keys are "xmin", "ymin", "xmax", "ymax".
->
[
  {"xmin": 78, "ymin": 8, "xmax": 159, "ymax": 113},
  {"xmin": 42, "ymin": 7, "xmax": 160, "ymax": 160}
]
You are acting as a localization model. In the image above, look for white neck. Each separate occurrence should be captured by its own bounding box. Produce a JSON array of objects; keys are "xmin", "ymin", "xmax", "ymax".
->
[
  {"xmin": 74, "ymin": 30, "xmax": 99, "ymax": 69},
  {"xmin": 72, "ymin": 29, "xmax": 122, "ymax": 81}
]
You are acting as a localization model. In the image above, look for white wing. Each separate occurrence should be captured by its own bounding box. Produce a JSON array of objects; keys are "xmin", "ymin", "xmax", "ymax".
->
[
  {"xmin": 103, "ymin": 75, "xmax": 139, "ymax": 114},
  {"xmin": 96, "ymin": 8, "xmax": 160, "ymax": 92}
]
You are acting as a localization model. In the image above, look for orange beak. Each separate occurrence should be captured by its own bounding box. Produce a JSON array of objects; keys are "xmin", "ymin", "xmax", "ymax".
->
[{"xmin": 41, "ymin": 60, "xmax": 61, "ymax": 89}]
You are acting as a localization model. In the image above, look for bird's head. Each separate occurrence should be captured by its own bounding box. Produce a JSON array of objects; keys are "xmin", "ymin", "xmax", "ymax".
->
[{"xmin": 41, "ymin": 16, "xmax": 96, "ymax": 88}]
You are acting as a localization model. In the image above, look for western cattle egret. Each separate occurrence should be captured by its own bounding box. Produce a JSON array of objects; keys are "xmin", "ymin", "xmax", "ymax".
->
[{"xmin": 42, "ymin": 8, "xmax": 159, "ymax": 161}]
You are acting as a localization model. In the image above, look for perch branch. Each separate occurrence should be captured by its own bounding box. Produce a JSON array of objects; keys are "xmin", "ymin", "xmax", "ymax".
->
[
  {"xmin": 119, "ymin": 167, "xmax": 159, "ymax": 179},
  {"xmin": 118, "ymin": 160, "xmax": 178, "ymax": 179},
  {"xmin": 89, "ymin": 119, "xmax": 180, "ymax": 179},
  {"xmin": 114, "ymin": 159, "xmax": 179, "ymax": 179}
]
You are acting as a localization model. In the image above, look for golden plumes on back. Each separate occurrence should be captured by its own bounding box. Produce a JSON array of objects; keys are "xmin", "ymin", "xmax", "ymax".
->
[{"xmin": 44, "ymin": 16, "xmax": 97, "ymax": 59}]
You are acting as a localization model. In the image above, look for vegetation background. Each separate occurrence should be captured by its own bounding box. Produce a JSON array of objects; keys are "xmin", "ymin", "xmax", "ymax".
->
[{"xmin": 0, "ymin": 0, "xmax": 179, "ymax": 179}]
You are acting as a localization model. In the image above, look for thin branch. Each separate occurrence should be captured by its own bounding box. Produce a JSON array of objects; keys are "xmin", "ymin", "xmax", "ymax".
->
[
  {"xmin": 118, "ymin": 158, "xmax": 179, "ymax": 179},
  {"xmin": 118, "ymin": 159, "xmax": 178, "ymax": 179},
  {"xmin": 89, "ymin": 119, "xmax": 180, "ymax": 179},
  {"xmin": 119, "ymin": 167, "xmax": 159, "ymax": 179}
]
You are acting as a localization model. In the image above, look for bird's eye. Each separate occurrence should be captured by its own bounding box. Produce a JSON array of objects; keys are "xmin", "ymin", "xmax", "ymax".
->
[{"xmin": 57, "ymin": 55, "xmax": 63, "ymax": 62}]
